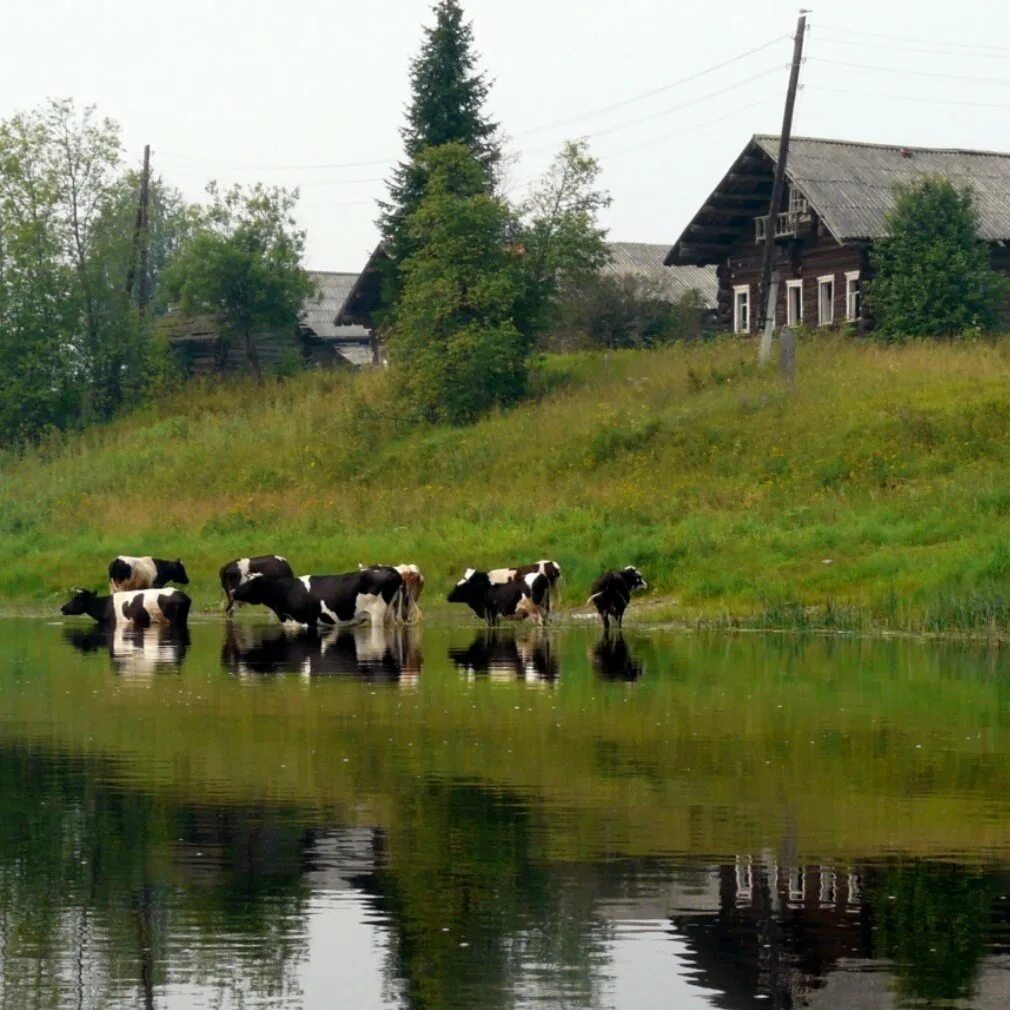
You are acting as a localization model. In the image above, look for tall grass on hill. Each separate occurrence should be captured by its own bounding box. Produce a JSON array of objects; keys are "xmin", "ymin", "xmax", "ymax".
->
[{"xmin": 7, "ymin": 334, "xmax": 1010, "ymax": 631}]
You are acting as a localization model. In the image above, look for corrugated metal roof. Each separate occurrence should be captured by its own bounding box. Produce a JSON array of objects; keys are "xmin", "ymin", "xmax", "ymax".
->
[
  {"xmin": 755, "ymin": 135, "xmax": 1010, "ymax": 241},
  {"xmin": 302, "ymin": 271, "xmax": 371, "ymax": 339},
  {"xmin": 604, "ymin": 242, "xmax": 718, "ymax": 307}
]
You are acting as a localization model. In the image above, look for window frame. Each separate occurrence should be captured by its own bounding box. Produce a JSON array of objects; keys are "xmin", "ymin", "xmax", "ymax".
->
[
  {"xmin": 785, "ymin": 279, "xmax": 804, "ymax": 326},
  {"xmin": 817, "ymin": 274, "xmax": 835, "ymax": 326},
  {"xmin": 845, "ymin": 270, "xmax": 861, "ymax": 321},
  {"xmin": 733, "ymin": 284, "xmax": 751, "ymax": 334}
]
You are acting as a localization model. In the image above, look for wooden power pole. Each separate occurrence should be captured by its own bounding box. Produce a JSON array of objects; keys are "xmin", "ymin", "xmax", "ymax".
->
[
  {"xmin": 757, "ymin": 12, "xmax": 807, "ymax": 364},
  {"xmin": 124, "ymin": 144, "xmax": 151, "ymax": 313}
]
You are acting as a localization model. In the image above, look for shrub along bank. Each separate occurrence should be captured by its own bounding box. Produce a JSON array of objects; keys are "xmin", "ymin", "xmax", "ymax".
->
[{"xmin": 5, "ymin": 335, "xmax": 1010, "ymax": 632}]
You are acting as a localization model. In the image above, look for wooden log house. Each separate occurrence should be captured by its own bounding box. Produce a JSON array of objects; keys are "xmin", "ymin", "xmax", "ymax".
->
[{"xmin": 665, "ymin": 135, "xmax": 1010, "ymax": 333}]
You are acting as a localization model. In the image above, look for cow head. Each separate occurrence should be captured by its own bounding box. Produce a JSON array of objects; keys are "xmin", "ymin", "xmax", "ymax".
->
[
  {"xmin": 621, "ymin": 566, "xmax": 648, "ymax": 591},
  {"xmin": 167, "ymin": 559, "xmax": 189, "ymax": 585},
  {"xmin": 538, "ymin": 560, "xmax": 562, "ymax": 583},
  {"xmin": 447, "ymin": 568, "xmax": 490, "ymax": 604},
  {"xmin": 232, "ymin": 572, "xmax": 268, "ymax": 604},
  {"xmin": 61, "ymin": 589, "xmax": 97, "ymax": 616}
]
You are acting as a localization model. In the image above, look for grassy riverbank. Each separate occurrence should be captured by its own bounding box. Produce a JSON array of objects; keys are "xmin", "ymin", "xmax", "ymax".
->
[{"xmin": 5, "ymin": 335, "xmax": 1010, "ymax": 631}]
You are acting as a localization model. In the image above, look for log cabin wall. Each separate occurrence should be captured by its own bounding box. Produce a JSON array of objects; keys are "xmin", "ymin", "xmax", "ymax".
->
[{"xmin": 719, "ymin": 212, "xmax": 866, "ymax": 333}]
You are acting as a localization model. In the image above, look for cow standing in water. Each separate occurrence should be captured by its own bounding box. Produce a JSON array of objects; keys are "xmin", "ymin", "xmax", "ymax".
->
[
  {"xmin": 219, "ymin": 555, "xmax": 294, "ymax": 613},
  {"xmin": 231, "ymin": 567, "xmax": 405, "ymax": 631},
  {"xmin": 61, "ymin": 588, "xmax": 192, "ymax": 629},
  {"xmin": 586, "ymin": 567, "xmax": 648, "ymax": 633},
  {"xmin": 447, "ymin": 569, "xmax": 547, "ymax": 626},
  {"xmin": 359, "ymin": 563, "xmax": 424, "ymax": 623},
  {"xmin": 108, "ymin": 556, "xmax": 189, "ymax": 593},
  {"xmin": 487, "ymin": 560, "xmax": 562, "ymax": 617}
]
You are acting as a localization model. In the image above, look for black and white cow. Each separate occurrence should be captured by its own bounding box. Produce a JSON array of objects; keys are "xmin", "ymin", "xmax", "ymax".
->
[
  {"xmin": 586, "ymin": 567, "xmax": 648, "ymax": 633},
  {"xmin": 487, "ymin": 560, "xmax": 562, "ymax": 615},
  {"xmin": 446, "ymin": 569, "xmax": 547, "ymax": 626},
  {"xmin": 219, "ymin": 554, "xmax": 294, "ymax": 613},
  {"xmin": 230, "ymin": 568, "xmax": 405, "ymax": 630},
  {"xmin": 61, "ymin": 588, "xmax": 192, "ymax": 628},
  {"xmin": 359, "ymin": 563, "xmax": 424, "ymax": 623},
  {"xmin": 108, "ymin": 555, "xmax": 189, "ymax": 593}
]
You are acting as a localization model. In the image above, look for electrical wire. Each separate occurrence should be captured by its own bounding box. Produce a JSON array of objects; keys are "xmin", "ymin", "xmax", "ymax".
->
[
  {"xmin": 156, "ymin": 37, "xmax": 792, "ymax": 174},
  {"xmin": 813, "ymin": 34, "xmax": 1010, "ymax": 61},
  {"xmin": 807, "ymin": 83, "xmax": 1010, "ymax": 111},
  {"xmin": 809, "ymin": 56, "xmax": 1010, "ymax": 87},
  {"xmin": 515, "ymin": 33, "xmax": 789, "ymax": 137},
  {"xmin": 815, "ymin": 23, "xmax": 1010, "ymax": 54}
]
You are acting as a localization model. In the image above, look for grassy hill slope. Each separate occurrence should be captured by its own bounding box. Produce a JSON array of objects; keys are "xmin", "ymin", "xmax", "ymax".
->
[{"xmin": 6, "ymin": 336, "xmax": 1010, "ymax": 630}]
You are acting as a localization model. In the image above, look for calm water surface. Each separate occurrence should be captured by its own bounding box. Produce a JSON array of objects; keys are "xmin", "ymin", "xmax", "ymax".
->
[{"xmin": 2, "ymin": 618, "xmax": 1010, "ymax": 1009}]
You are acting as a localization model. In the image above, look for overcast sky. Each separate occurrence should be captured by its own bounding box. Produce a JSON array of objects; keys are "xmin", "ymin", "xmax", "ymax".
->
[{"xmin": 4, "ymin": 0, "xmax": 1010, "ymax": 271}]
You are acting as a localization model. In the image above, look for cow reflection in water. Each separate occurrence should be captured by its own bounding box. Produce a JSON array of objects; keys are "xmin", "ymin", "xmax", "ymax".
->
[
  {"xmin": 221, "ymin": 623, "xmax": 421, "ymax": 682},
  {"xmin": 63, "ymin": 625, "xmax": 189, "ymax": 677},
  {"xmin": 448, "ymin": 629, "xmax": 559, "ymax": 684},
  {"xmin": 591, "ymin": 633, "xmax": 645, "ymax": 682}
]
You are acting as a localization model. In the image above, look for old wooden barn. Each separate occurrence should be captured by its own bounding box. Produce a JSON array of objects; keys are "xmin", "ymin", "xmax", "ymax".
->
[
  {"xmin": 665, "ymin": 135, "xmax": 1010, "ymax": 333},
  {"xmin": 162, "ymin": 271, "xmax": 375, "ymax": 375}
]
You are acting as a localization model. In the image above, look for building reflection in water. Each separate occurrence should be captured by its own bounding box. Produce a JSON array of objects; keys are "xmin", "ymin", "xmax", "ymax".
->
[
  {"xmin": 221, "ymin": 622, "xmax": 421, "ymax": 683},
  {"xmin": 62, "ymin": 625, "xmax": 189, "ymax": 677},
  {"xmin": 448, "ymin": 629, "xmax": 559, "ymax": 684},
  {"xmin": 590, "ymin": 632, "xmax": 645, "ymax": 681}
]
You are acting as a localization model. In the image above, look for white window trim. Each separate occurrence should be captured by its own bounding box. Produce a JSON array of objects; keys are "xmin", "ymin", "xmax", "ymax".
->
[
  {"xmin": 845, "ymin": 270, "xmax": 861, "ymax": 321},
  {"xmin": 785, "ymin": 279, "xmax": 803, "ymax": 326},
  {"xmin": 733, "ymin": 284, "xmax": 750, "ymax": 334},
  {"xmin": 817, "ymin": 274, "xmax": 835, "ymax": 326}
]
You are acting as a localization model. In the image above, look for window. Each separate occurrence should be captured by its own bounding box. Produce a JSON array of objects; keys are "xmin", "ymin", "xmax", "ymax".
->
[
  {"xmin": 786, "ymin": 279, "xmax": 803, "ymax": 326},
  {"xmin": 788, "ymin": 188, "xmax": 809, "ymax": 216},
  {"xmin": 845, "ymin": 270, "xmax": 861, "ymax": 321},
  {"xmin": 733, "ymin": 284, "xmax": 750, "ymax": 333},
  {"xmin": 817, "ymin": 274, "xmax": 835, "ymax": 326}
]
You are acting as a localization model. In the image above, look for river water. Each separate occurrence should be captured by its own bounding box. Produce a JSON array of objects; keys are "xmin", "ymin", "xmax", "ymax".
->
[{"xmin": 2, "ymin": 617, "xmax": 1010, "ymax": 1009}]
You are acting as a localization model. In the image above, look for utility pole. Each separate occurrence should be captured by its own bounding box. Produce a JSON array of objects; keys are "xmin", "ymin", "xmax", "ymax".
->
[
  {"xmin": 758, "ymin": 11, "xmax": 807, "ymax": 364},
  {"xmin": 124, "ymin": 144, "xmax": 151, "ymax": 313}
]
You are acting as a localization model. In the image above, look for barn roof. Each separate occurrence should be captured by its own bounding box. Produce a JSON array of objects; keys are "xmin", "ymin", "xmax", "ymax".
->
[
  {"xmin": 754, "ymin": 135, "xmax": 1010, "ymax": 241},
  {"xmin": 605, "ymin": 242, "xmax": 717, "ymax": 306},
  {"xmin": 302, "ymin": 271, "xmax": 371, "ymax": 340},
  {"xmin": 666, "ymin": 134, "xmax": 1010, "ymax": 266}
]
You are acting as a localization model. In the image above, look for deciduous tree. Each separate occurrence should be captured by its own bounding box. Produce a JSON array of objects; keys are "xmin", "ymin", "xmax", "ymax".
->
[
  {"xmin": 513, "ymin": 140, "xmax": 612, "ymax": 341},
  {"xmin": 868, "ymin": 177, "xmax": 1007, "ymax": 338},
  {"xmin": 163, "ymin": 184, "xmax": 311, "ymax": 383}
]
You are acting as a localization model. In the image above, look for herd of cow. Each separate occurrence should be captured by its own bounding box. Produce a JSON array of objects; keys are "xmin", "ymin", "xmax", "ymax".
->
[{"xmin": 59, "ymin": 553, "xmax": 649, "ymax": 633}]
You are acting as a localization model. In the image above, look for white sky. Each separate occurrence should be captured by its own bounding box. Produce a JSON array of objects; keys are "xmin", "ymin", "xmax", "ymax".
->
[{"xmin": 4, "ymin": 0, "xmax": 1010, "ymax": 271}]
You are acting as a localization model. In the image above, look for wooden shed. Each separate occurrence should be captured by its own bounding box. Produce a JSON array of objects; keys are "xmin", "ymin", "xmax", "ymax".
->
[
  {"xmin": 162, "ymin": 271, "xmax": 376, "ymax": 375},
  {"xmin": 665, "ymin": 135, "xmax": 1010, "ymax": 333}
]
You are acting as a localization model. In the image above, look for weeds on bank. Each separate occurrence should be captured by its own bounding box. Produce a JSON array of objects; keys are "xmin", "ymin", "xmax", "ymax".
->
[{"xmin": 5, "ymin": 334, "xmax": 1010, "ymax": 633}]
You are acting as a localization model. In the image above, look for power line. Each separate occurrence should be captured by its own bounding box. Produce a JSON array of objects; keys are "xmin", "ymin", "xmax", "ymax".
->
[
  {"xmin": 815, "ymin": 23, "xmax": 1010, "ymax": 54},
  {"xmin": 521, "ymin": 64, "xmax": 784, "ymax": 157},
  {"xmin": 808, "ymin": 83, "xmax": 1010, "ymax": 111},
  {"xmin": 813, "ymin": 34, "xmax": 1010, "ymax": 61},
  {"xmin": 599, "ymin": 91, "xmax": 784, "ymax": 161},
  {"xmin": 809, "ymin": 56, "xmax": 1010, "ymax": 87},
  {"xmin": 157, "ymin": 38, "xmax": 791, "ymax": 175},
  {"xmin": 515, "ymin": 34, "xmax": 789, "ymax": 137}
]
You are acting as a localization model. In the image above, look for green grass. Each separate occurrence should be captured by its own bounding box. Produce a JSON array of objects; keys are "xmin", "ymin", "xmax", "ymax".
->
[{"xmin": 7, "ymin": 333, "xmax": 1010, "ymax": 630}]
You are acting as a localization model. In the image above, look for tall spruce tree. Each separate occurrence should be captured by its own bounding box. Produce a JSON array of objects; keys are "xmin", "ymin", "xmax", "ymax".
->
[{"xmin": 378, "ymin": 0, "xmax": 499, "ymax": 314}]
